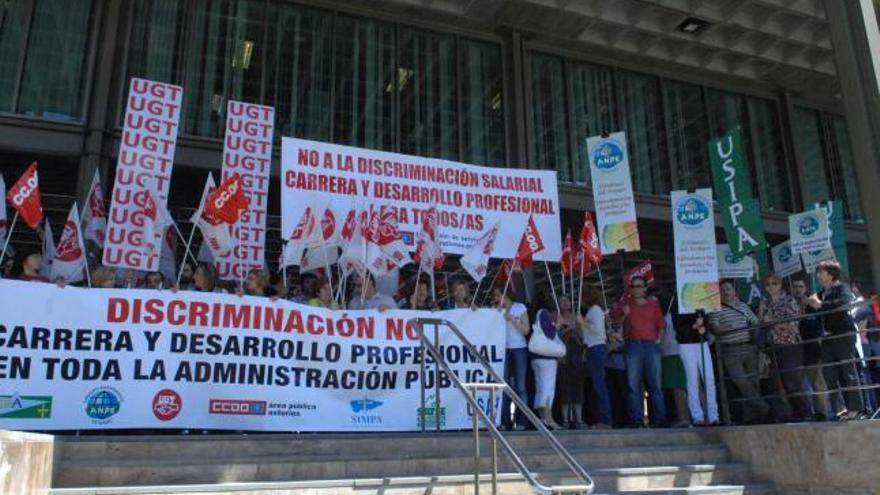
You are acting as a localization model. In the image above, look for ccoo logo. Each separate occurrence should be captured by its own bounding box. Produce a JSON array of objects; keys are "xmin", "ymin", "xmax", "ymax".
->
[
  {"xmin": 591, "ymin": 140, "xmax": 624, "ymax": 170},
  {"xmin": 798, "ymin": 215, "xmax": 820, "ymax": 237},
  {"xmin": 675, "ymin": 195, "xmax": 710, "ymax": 226}
]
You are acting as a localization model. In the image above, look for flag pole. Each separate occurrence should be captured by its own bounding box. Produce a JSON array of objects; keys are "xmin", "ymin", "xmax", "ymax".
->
[
  {"xmin": 0, "ymin": 212, "xmax": 19, "ymax": 268},
  {"xmin": 170, "ymin": 221, "xmax": 198, "ymax": 266},
  {"xmin": 577, "ymin": 255, "xmax": 586, "ymax": 316},
  {"xmin": 479, "ymin": 263, "xmax": 503, "ymax": 307},
  {"xmin": 322, "ymin": 243, "xmax": 335, "ymax": 303},
  {"xmin": 596, "ymin": 264, "xmax": 609, "ymax": 310},
  {"xmin": 176, "ymin": 225, "xmax": 197, "ymax": 287},
  {"xmin": 499, "ymin": 259, "xmax": 515, "ymax": 306},
  {"xmin": 569, "ymin": 248, "xmax": 575, "ymax": 305},
  {"xmin": 543, "ymin": 261, "xmax": 562, "ymax": 316},
  {"xmin": 237, "ymin": 219, "xmax": 244, "ymax": 291},
  {"xmin": 470, "ymin": 277, "xmax": 482, "ymax": 308}
]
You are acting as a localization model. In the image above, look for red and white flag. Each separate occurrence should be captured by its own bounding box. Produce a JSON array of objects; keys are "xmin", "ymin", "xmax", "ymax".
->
[
  {"xmin": 50, "ymin": 203, "xmax": 87, "ymax": 283},
  {"xmin": 279, "ymin": 205, "xmax": 317, "ymax": 269},
  {"xmin": 7, "ymin": 162, "xmax": 43, "ymax": 229},
  {"xmin": 81, "ymin": 169, "xmax": 106, "ymax": 247},
  {"xmin": 339, "ymin": 208, "xmax": 368, "ymax": 275},
  {"xmin": 301, "ymin": 206, "xmax": 341, "ymax": 273},
  {"xmin": 560, "ymin": 229, "xmax": 574, "ymax": 275},
  {"xmin": 141, "ymin": 189, "xmax": 176, "ymax": 257},
  {"xmin": 192, "ymin": 175, "xmax": 234, "ymax": 259},
  {"xmin": 205, "ymin": 173, "xmax": 249, "ymax": 225},
  {"xmin": 460, "ymin": 221, "xmax": 500, "ymax": 283},
  {"xmin": 515, "ymin": 215, "xmax": 544, "ymax": 269},
  {"xmin": 159, "ymin": 228, "xmax": 177, "ymax": 282},
  {"xmin": 620, "ymin": 260, "xmax": 655, "ymax": 302},
  {"xmin": 364, "ymin": 209, "xmax": 411, "ymax": 277},
  {"xmin": 413, "ymin": 207, "xmax": 444, "ymax": 273},
  {"xmin": 577, "ymin": 211, "xmax": 603, "ymax": 270},
  {"xmin": 39, "ymin": 218, "xmax": 55, "ymax": 278}
]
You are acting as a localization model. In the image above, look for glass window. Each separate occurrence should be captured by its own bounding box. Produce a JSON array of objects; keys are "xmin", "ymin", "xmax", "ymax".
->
[
  {"xmin": 747, "ymin": 97, "xmax": 791, "ymax": 212},
  {"xmin": 528, "ymin": 54, "xmax": 570, "ymax": 180},
  {"xmin": 333, "ymin": 15, "xmax": 395, "ymax": 152},
  {"xmin": 265, "ymin": 3, "xmax": 332, "ymax": 141},
  {"xmin": 399, "ymin": 28, "xmax": 458, "ymax": 160},
  {"xmin": 17, "ymin": 0, "xmax": 95, "ymax": 121},
  {"xmin": 829, "ymin": 116, "xmax": 863, "ymax": 221},
  {"xmin": 128, "ymin": 0, "xmax": 265, "ymax": 137},
  {"xmin": 664, "ymin": 80, "xmax": 710, "ymax": 190},
  {"xmin": 617, "ymin": 70, "xmax": 670, "ymax": 194},
  {"xmin": 794, "ymin": 107, "xmax": 833, "ymax": 207},
  {"xmin": 459, "ymin": 39, "xmax": 504, "ymax": 167},
  {"xmin": 570, "ymin": 61, "xmax": 616, "ymax": 184},
  {"xmin": 0, "ymin": 0, "xmax": 31, "ymax": 112}
]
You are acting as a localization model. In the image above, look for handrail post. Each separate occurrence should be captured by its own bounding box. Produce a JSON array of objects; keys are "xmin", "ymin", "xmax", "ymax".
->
[
  {"xmin": 434, "ymin": 323, "xmax": 441, "ymax": 432},
  {"xmin": 472, "ymin": 387, "xmax": 480, "ymax": 495},
  {"xmin": 490, "ymin": 386, "xmax": 498, "ymax": 495},
  {"xmin": 420, "ymin": 329, "xmax": 427, "ymax": 432}
]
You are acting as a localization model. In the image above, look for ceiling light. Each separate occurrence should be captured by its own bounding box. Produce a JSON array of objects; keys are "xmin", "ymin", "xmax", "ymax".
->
[{"xmin": 677, "ymin": 17, "xmax": 711, "ymax": 35}]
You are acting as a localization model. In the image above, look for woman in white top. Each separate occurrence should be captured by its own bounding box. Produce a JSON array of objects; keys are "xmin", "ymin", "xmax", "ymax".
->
[
  {"xmin": 493, "ymin": 286, "xmax": 530, "ymax": 430},
  {"xmin": 575, "ymin": 286, "xmax": 612, "ymax": 428}
]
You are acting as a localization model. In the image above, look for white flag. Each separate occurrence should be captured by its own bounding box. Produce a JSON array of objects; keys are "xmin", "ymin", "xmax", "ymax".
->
[
  {"xmin": 50, "ymin": 203, "xmax": 87, "ymax": 283},
  {"xmin": 159, "ymin": 228, "xmax": 177, "ymax": 282},
  {"xmin": 141, "ymin": 189, "xmax": 175, "ymax": 258},
  {"xmin": 192, "ymin": 175, "xmax": 234, "ymax": 258},
  {"xmin": 301, "ymin": 206, "xmax": 341, "ymax": 273},
  {"xmin": 460, "ymin": 221, "xmax": 500, "ymax": 283},
  {"xmin": 40, "ymin": 218, "xmax": 55, "ymax": 278},
  {"xmin": 81, "ymin": 169, "xmax": 107, "ymax": 247},
  {"xmin": 338, "ymin": 208, "xmax": 367, "ymax": 276},
  {"xmin": 280, "ymin": 205, "xmax": 320, "ymax": 269},
  {"xmin": 0, "ymin": 175, "xmax": 6, "ymax": 246}
]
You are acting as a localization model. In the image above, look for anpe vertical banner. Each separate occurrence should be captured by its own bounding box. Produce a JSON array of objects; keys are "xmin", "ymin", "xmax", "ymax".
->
[
  {"xmin": 104, "ymin": 78, "xmax": 183, "ymax": 272},
  {"xmin": 671, "ymin": 189, "xmax": 721, "ymax": 314},
  {"xmin": 586, "ymin": 132, "xmax": 640, "ymax": 254},
  {"xmin": 771, "ymin": 240, "xmax": 802, "ymax": 278},
  {"xmin": 215, "ymin": 101, "xmax": 275, "ymax": 281},
  {"xmin": 789, "ymin": 209, "xmax": 831, "ymax": 254},
  {"xmin": 708, "ymin": 129, "xmax": 766, "ymax": 257},
  {"xmin": 716, "ymin": 244, "xmax": 754, "ymax": 279}
]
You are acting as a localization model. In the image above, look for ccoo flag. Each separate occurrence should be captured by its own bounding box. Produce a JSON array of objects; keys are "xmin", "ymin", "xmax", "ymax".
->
[{"xmin": 7, "ymin": 162, "xmax": 43, "ymax": 229}]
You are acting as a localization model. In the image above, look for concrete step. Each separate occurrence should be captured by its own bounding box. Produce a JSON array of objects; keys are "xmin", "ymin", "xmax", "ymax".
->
[
  {"xmin": 55, "ymin": 430, "xmax": 718, "ymax": 463},
  {"xmin": 54, "ymin": 444, "xmax": 731, "ymax": 488}
]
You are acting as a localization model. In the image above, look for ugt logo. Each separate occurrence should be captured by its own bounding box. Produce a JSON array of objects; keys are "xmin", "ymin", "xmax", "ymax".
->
[
  {"xmin": 591, "ymin": 140, "xmax": 624, "ymax": 170},
  {"xmin": 798, "ymin": 215, "xmax": 820, "ymax": 237},
  {"xmin": 675, "ymin": 195, "xmax": 710, "ymax": 227}
]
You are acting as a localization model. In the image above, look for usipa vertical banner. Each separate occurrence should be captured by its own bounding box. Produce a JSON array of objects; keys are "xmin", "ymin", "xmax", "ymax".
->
[
  {"xmin": 586, "ymin": 132, "xmax": 640, "ymax": 254},
  {"xmin": 708, "ymin": 129, "xmax": 766, "ymax": 257},
  {"xmin": 215, "ymin": 101, "xmax": 275, "ymax": 280},
  {"xmin": 104, "ymin": 78, "xmax": 183, "ymax": 272},
  {"xmin": 671, "ymin": 189, "xmax": 721, "ymax": 314}
]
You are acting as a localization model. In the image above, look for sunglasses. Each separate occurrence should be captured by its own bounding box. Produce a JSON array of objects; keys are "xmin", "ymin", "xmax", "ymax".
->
[{"xmin": 631, "ymin": 284, "xmax": 646, "ymax": 289}]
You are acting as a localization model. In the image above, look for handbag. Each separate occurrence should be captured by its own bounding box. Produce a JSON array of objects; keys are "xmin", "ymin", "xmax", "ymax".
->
[{"xmin": 528, "ymin": 318, "xmax": 566, "ymax": 358}]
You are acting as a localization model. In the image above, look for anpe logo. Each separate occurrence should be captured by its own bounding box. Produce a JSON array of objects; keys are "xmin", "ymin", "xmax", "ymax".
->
[
  {"xmin": 84, "ymin": 387, "xmax": 122, "ymax": 423},
  {"xmin": 675, "ymin": 195, "xmax": 710, "ymax": 227},
  {"xmin": 779, "ymin": 246, "xmax": 792, "ymax": 263},
  {"xmin": 798, "ymin": 215, "xmax": 820, "ymax": 236},
  {"xmin": 209, "ymin": 399, "xmax": 267, "ymax": 415},
  {"xmin": 591, "ymin": 140, "xmax": 624, "ymax": 170},
  {"xmin": 152, "ymin": 389, "xmax": 182, "ymax": 421}
]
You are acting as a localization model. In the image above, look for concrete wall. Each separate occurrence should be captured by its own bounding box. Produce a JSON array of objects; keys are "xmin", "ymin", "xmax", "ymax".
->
[
  {"xmin": 715, "ymin": 421, "xmax": 880, "ymax": 495},
  {"xmin": 0, "ymin": 430, "xmax": 54, "ymax": 495}
]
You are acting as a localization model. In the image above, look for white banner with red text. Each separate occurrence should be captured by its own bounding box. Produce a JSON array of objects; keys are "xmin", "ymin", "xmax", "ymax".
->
[
  {"xmin": 215, "ymin": 101, "xmax": 275, "ymax": 281},
  {"xmin": 280, "ymin": 138, "xmax": 561, "ymax": 261},
  {"xmin": 103, "ymin": 78, "xmax": 183, "ymax": 272},
  {"xmin": 0, "ymin": 280, "xmax": 505, "ymax": 431}
]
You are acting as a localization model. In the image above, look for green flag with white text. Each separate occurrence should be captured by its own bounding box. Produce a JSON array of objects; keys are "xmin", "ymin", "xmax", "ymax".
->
[{"xmin": 708, "ymin": 128, "xmax": 767, "ymax": 257}]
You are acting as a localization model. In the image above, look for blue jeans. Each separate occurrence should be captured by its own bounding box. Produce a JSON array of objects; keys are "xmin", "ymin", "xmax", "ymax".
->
[
  {"xmin": 588, "ymin": 344, "xmax": 612, "ymax": 425},
  {"xmin": 625, "ymin": 342, "xmax": 667, "ymax": 426},
  {"xmin": 502, "ymin": 348, "xmax": 529, "ymax": 427}
]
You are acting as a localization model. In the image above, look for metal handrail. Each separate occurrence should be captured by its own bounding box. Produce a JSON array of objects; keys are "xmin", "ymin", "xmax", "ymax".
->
[{"xmin": 409, "ymin": 317, "xmax": 595, "ymax": 495}]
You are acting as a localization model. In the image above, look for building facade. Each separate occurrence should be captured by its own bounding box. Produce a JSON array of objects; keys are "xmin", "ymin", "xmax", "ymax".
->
[{"xmin": 0, "ymin": 0, "xmax": 879, "ymax": 291}]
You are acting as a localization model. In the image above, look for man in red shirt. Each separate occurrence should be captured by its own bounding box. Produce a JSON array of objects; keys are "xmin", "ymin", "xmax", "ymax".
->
[{"xmin": 619, "ymin": 276, "xmax": 667, "ymax": 427}]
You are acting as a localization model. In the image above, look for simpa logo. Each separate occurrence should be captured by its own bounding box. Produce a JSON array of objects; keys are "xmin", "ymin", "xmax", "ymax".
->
[
  {"xmin": 798, "ymin": 215, "xmax": 820, "ymax": 237},
  {"xmin": 778, "ymin": 246, "xmax": 793, "ymax": 263},
  {"xmin": 349, "ymin": 397, "xmax": 384, "ymax": 426},
  {"xmin": 84, "ymin": 386, "xmax": 122, "ymax": 424},
  {"xmin": 152, "ymin": 389, "xmax": 182, "ymax": 422},
  {"xmin": 416, "ymin": 394, "xmax": 447, "ymax": 429},
  {"xmin": 0, "ymin": 393, "xmax": 52, "ymax": 419},
  {"xmin": 591, "ymin": 140, "xmax": 624, "ymax": 170},
  {"xmin": 675, "ymin": 195, "xmax": 710, "ymax": 227}
]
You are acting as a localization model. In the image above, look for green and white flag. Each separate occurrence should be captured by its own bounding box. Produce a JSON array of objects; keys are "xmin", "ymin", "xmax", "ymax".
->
[{"xmin": 708, "ymin": 129, "xmax": 767, "ymax": 257}]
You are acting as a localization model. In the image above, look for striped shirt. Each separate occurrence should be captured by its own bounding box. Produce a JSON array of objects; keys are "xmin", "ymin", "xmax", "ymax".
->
[{"xmin": 708, "ymin": 301, "xmax": 758, "ymax": 345}]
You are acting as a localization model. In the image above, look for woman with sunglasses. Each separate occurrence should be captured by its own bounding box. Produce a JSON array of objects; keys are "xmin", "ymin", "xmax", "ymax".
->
[{"xmin": 758, "ymin": 274, "xmax": 810, "ymax": 421}]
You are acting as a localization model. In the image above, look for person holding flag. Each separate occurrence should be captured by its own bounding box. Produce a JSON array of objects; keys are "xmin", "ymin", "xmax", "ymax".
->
[{"xmin": 576, "ymin": 212, "xmax": 604, "ymax": 313}]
